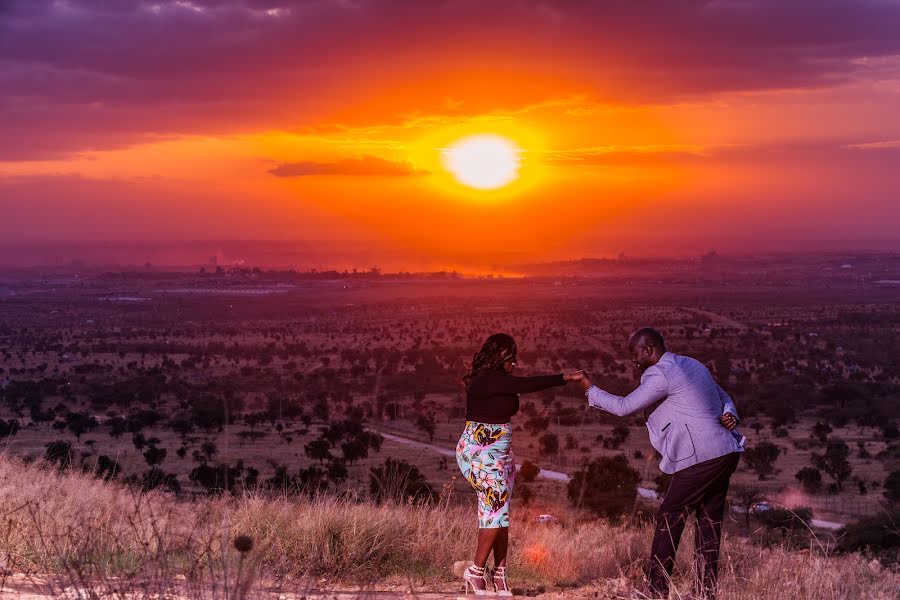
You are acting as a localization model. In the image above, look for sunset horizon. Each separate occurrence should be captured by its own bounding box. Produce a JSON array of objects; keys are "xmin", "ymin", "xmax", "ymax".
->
[
  {"xmin": 1, "ymin": 4, "xmax": 899, "ymax": 597},
  {"xmin": 2, "ymin": 0, "xmax": 899, "ymax": 268}
]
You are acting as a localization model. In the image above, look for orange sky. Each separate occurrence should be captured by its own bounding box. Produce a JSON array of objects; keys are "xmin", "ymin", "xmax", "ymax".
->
[{"xmin": 1, "ymin": 1, "xmax": 899, "ymax": 269}]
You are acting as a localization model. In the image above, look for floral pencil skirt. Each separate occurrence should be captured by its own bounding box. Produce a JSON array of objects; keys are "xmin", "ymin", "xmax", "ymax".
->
[{"xmin": 456, "ymin": 421, "xmax": 515, "ymax": 529}]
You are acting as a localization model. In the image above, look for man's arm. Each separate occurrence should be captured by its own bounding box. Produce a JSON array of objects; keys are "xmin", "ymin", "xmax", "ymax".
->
[
  {"xmin": 585, "ymin": 368, "xmax": 669, "ymax": 417},
  {"xmin": 717, "ymin": 383, "xmax": 741, "ymax": 429},
  {"xmin": 717, "ymin": 384, "xmax": 738, "ymax": 416}
]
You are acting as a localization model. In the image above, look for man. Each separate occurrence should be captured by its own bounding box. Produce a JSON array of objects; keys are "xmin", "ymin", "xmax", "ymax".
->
[{"xmin": 580, "ymin": 328, "xmax": 744, "ymax": 599}]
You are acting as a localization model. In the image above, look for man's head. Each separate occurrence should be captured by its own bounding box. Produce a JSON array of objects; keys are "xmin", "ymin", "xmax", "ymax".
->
[{"xmin": 627, "ymin": 327, "xmax": 666, "ymax": 372}]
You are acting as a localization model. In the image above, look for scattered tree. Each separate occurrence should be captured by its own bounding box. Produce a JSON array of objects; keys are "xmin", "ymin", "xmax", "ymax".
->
[
  {"xmin": 304, "ymin": 439, "xmax": 332, "ymax": 464},
  {"xmin": 795, "ymin": 467, "xmax": 823, "ymax": 494},
  {"xmin": 539, "ymin": 432, "xmax": 559, "ymax": 455},
  {"xmin": 743, "ymin": 441, "xmax": 781, "ymax": 480},
  {"xmin": 883, "ymin": 470, "xmax": 900, "ymax": 503},
  {"xmin": 813, "ymin": 440, "xmax": 852, "ymax": 491},
  {"xmin": 567, "ymin": 455, "xmax": 639, "ymax": 519}
]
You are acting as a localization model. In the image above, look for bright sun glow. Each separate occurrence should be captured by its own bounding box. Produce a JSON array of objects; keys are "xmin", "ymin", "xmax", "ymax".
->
[{"xmin": 441, "ymin": 134, "xmax": 522, "ymax": 190}]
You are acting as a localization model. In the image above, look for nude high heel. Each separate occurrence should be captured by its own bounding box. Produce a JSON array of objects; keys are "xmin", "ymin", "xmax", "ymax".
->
[
  {"xmin": 463, "ymin": 564, "xmax": 492, "ymax": 596},
  {"xmin": 492, "ymin": 565, "xmax": 513, "ymax": 597}
]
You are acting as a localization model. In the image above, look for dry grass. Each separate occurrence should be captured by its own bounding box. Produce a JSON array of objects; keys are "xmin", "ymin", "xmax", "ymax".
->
[{"xmin": 0, "ymin": 453, "xmax": 895, "ymax": 599}]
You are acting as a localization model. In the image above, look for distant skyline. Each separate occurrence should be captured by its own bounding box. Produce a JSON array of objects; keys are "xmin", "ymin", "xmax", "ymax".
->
[{"xmin": 2, "ymin": 1, "xmax": 899, "ymax": 270}]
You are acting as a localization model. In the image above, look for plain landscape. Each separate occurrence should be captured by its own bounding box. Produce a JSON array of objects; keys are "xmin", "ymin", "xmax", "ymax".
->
[{"xmin": 0, "ymin": 251, "xmax": 897, "ymax": 598}]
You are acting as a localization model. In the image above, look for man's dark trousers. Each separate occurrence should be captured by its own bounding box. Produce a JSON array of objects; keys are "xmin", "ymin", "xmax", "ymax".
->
[{"xmin": 647, "ymin": 452, "xmax": 741, "ymax": 599}]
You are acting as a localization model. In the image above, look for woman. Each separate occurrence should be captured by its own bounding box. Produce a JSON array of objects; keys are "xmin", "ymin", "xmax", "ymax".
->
[{"xmin": 457, "ymin": 333, "xmax": 584, "ymax": 595}]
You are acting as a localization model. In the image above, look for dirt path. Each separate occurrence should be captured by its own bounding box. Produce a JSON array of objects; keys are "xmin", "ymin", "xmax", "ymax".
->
[{"xmin": 0, "ymin": 574, "xmax": 622, "ymax": 599}]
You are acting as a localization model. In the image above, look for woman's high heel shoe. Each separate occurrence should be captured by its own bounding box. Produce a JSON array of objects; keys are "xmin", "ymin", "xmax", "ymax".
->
[
  {"xmin": 463, "ymin": 564, "xmax": 492, "ymax": 596},
  {"xmin": 492, "ymin": 565, "xmax": 513, "ymax": 597}
]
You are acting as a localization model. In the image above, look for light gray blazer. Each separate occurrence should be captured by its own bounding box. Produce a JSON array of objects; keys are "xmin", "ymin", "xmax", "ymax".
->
[{"xmin": 587, "ymin": 352, "xmax": 744, "ymax": 474}]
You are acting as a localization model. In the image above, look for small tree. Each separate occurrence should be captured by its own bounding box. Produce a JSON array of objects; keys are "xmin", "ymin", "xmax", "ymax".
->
[
  {"xmin": 567, "ymin": 455, "xmax": 639, "ymax": 519},
  {"xmin": 795, "ymin": 467, "xmax": 823, "ymax": 494},
  {"xmin": 883, "ymin": 470, "xmax": 900, "ymax": 503},
  {"xmin": 304, "ymin": 439, "xmax": 332, "ymax": 464},
  {"xmin": 415, "ymin": 412, "xmax": 437, "ymax": 442},
  {"xmin": 237, "ymin": 430, "xmax": 267, "ymax": 446},
  {"xmin": 539, "ymin": 432, "xmax": 559, "ymax": 455},
  {"xmin": 524, "ymin": 416, "xmax": 550, "ymax": 436},
  {"xmin": 192, "ymin": 440, "xmax": 218, "ymax": 464},
  {"xmin": 518, "ymin": 483, "xmax": 533, "ymax": 506},
  {"xmin": 129, "ymin": 469, "xmax": 181, "ymax": 494},
  {"xmin": 326, "ymin": 458, "xmax": 349, "ymax": 485},
  {"xmin": 170, "ymin": 416, "xmax": 195, "ymax": 439},
  {"xmin": 297, "ymin": 465, "xmax": 328, "ymax": 494},
  {"xmin": 0, "ymin": 419, "xmax": 20, "ymax": 440},
  {"xmin": 94, "ymin": 455, "xmax": 120, "ymax": 481},
  {"xmin": 340, "ymin": 439, "xmax": 368, "ymax": 465},
  {"xmin": 811, "ymin": 422, "xmax": 832, "ymax": 443},
  {"xmin": 143, "ymin": 445, "xmax": 167, "ymax": 468},
  {"xmin": 609, "ymin": 423, "xmax": 630, "ymax": 448},
  {"xmin": 66, "ymin": 412, "xmax": 98, "ymax": 442},
  {"xmin": 743, "ymin": 441, "xmax": 781, "ymax": 480},
  {"xmin": 813, "ymin": 440, "xmax": 852, "ymax": 491},
  {"xmin": 731, "ymin": 486, "xmax": 765, "ymax": 529},
  {"xmin": 519, "ymin": 460, "xmax": 540, "ymax": 482}
]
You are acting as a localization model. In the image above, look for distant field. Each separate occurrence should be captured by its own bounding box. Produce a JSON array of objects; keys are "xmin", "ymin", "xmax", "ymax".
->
[{"xmin": 0, "ymin": 263, "xmax": 897, "ymax": 526}]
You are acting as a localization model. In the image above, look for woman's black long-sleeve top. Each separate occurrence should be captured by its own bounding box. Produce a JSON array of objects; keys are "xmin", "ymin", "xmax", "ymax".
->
[{"xmin": 465, "ymin": 370, "xmax": 566, "ymax": 424}]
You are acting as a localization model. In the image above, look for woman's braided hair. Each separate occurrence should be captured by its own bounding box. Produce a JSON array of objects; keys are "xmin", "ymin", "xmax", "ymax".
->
[{"xmin": 463, "ymin": 333, "xmax": 518, "ymax": 392}]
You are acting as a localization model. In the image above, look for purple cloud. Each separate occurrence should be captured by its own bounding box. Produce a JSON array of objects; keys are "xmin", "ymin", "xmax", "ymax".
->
[
  {"xmin": 2, "ymin": 1, "xmax": 900, "ymax": 160},
  {"xmin": 268, "ymin": 155, "xmax": 426, "ymax": 177}
]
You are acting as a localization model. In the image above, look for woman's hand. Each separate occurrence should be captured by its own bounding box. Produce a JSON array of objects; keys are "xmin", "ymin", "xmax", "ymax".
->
[
  {"xmin": 563, "ymin": 370, "xmax": 587, "ymax": 382},
  {"xmin": 564, "ymin": 370, "xmax": 595, "ymax": 391}
]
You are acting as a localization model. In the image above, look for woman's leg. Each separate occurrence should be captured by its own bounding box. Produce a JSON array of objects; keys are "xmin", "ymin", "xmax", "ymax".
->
[
  {"xmin": 474, "ymin": 527, "xmax": 501, "ymax": 567},
  {"xmin": 491, "ymin": 526, "xmax": 509, "ymax": 567}
]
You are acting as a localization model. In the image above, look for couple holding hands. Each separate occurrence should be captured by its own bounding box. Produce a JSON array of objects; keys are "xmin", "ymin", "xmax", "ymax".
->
[{"xmin": 456, "ymin": 329, "xmax": 745, "ymax": 599}]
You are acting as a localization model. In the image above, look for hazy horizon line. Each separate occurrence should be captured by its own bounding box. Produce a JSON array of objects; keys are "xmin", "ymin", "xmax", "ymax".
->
[{"xmin": 1, "ymin": 237, "xmax": 897, "ymax": 273}]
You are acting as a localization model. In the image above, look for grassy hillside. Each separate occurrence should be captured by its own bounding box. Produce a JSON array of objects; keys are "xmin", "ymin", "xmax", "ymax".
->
[{"xmin": 0, "ymin": 453, "xmax": 896, "ymax": 599}]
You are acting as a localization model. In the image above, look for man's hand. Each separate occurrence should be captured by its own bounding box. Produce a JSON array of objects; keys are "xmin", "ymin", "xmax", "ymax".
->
[
  {"xmin": 720, "ymin": 413, "xmax": 738, "ymax": 430},
  {"xmin": 579, "ymin": 372, "xmax": 594, "ymax": 392}
]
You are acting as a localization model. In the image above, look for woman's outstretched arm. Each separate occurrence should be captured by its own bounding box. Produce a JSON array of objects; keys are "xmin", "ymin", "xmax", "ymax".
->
[{"xmin": 486, "ymin": 372, "xmax": 568, "ymax": 395}]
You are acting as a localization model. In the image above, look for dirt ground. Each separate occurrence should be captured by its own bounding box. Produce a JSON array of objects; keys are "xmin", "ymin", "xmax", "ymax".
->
[{"xmin": 0, "ymin": 573, "xmax": 635, "ymax": 599}]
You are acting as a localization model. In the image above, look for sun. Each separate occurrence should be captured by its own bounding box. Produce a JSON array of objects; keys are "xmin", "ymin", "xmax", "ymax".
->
[{"xmin": 441, "ymin": 134, "xmax": 522, "ymax": 190}]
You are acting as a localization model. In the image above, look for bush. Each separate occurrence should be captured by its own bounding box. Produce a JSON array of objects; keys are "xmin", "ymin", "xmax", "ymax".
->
[
  {"xmin": 519, "ymin": 460, "xmax": 540, "ymax": 482},
  {"xmin": 756, "ymin": 506, "xmax": 813, "ymax": 532},
  {"xmin": 884, "ymin": 470, "xmax": 900, "ymax": 503},
  {"xmin": 44, "ymin": 440, "xmax": 74, "ymax": 470},
  {"xmin": 567, "ymin": 455, "xmax": 639, "ymax": 519},
  {"xmin": 838, "ymin": 510, "xmax": 900, "ymax": 566},
  {"xmin": 369, "ymin": 458, "xmax": 435, "ymax": 504}
]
